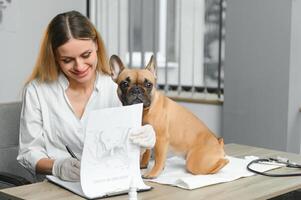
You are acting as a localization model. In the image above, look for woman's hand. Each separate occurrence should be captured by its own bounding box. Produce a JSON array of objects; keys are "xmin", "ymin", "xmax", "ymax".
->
[
  {"xmin": 129, "ymin": 124, "xmax": 156, "ymax": 148},
  {"xmin": 52, "ymin": 157, "xmax": 80, "ymax": 181}
]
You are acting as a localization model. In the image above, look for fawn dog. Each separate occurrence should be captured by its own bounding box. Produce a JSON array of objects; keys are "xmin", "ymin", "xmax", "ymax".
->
[{"xmin": 110, "ymin": 55, "xmax": 229, "ymax": 178}]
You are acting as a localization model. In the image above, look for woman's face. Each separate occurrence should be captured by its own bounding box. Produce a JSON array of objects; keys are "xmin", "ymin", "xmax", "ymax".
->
[{"xmin": 56, "ymin": 38, "xmax": 98, "ymax": 85}]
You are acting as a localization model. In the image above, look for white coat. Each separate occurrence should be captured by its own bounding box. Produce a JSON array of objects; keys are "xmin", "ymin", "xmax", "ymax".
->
[{"xmin": 17, "ymin": 73, "xmax": 121, "ymax": 174}]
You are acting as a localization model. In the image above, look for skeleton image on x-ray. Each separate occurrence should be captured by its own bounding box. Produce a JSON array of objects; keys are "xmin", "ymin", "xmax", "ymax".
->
[{"xmin": 86, "ymin": 127, "xmax": 131, "ymax": 170}]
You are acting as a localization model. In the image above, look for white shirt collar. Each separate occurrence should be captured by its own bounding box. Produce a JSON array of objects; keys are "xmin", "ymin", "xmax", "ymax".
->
[
  {"xmin": 58, "ymin": 73, "xmax": 69, "ymax": 90},
  {"xmin": 94, "ymin": 72, "xmax": 101, "ymax": 92}
]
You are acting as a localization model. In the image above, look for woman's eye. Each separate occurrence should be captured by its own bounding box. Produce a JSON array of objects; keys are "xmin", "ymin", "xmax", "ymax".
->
[
  {"xmin": 62, "ymin": 59, "xmax": 72, "ymax": 64},
  {"xmin": 82, "ymin": 52, "xmax": 91, "ymax": 59}
]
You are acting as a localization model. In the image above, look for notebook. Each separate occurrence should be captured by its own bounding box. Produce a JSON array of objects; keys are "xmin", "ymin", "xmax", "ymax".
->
[{"xmin": 47, "ymin": 104, "xmax": 151, "ymax": 199}]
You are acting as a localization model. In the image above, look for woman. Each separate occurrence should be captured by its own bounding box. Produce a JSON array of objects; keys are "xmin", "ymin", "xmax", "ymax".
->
[{"xmin": 17, "ymin": 10, "xmax": 155, "ymax": 182}]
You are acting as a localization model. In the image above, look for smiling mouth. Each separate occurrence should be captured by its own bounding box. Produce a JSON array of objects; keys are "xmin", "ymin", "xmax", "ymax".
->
[{"xmin": 73, "ymin": 68, "xmax": 89, "ymax": 77}]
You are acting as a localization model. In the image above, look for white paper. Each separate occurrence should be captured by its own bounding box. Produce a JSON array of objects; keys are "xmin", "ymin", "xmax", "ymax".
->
[
  {"xmin": 143, "ymin": 156, "xmax": 280, "ymax": 190},
  {"xmin": 46, "ymin": 176, "xmax": 86, "ymax": 197},
  {"xmin": 47, "ymin": 104, "xmax": 150, "ymax": 199},
  {"xmin": 81, "ymin": 103, "xmax": 150, "ymax": 198}
]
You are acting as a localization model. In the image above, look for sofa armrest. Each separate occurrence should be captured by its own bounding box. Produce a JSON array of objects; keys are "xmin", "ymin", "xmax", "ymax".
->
[{"xmin": 0, "ymin": 172, "xmax": 31, "ymax": 186}]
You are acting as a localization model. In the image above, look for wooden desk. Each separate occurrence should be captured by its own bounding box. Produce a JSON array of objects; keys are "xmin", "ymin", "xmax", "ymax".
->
[{"xmin": 2, "ymin": 143, "xmax": 301, "ymax": 200}]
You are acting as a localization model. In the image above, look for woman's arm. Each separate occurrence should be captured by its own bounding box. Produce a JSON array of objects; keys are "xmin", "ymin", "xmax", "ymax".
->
[{"xmin": 17, "ymin": 83, "xmax": 49, "ymax": 174}]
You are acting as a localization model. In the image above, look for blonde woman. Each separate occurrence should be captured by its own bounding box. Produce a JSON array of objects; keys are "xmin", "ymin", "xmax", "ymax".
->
[{"xmin": 17, "ymin": 10, "xmax": 155, "ymax": 182}]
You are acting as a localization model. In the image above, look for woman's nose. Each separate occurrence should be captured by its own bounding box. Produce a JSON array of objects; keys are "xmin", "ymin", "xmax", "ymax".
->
[{"xmin": 74, "ymin": 58, "xmax": 85, "ymax": 71}]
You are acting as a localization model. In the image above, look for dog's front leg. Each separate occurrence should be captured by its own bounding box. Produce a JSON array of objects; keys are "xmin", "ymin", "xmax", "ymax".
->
[
  {"xmin": 140, "ymin": 149, "xmax": 151, "ymax": 169},
  {"xmin": 143, "ymin": 138, "xmax": 169, "ymax": 179}
]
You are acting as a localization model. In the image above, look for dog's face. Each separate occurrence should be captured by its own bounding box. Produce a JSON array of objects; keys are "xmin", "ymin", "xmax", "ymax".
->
[{"xmin": 109, "ymin": 55, "xmax": 157, "ymax": 109}]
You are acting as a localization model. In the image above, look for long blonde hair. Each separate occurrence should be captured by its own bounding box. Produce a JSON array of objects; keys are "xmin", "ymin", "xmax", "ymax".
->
[{"xmin": 26, "ymin": 10, "xmax": 110, "ymax": 84}]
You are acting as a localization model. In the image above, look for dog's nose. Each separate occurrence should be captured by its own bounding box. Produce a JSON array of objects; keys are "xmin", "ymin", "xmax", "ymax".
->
[{"xmin": 130, "ymin": 86, "xmax": 143, "ymax": 94}]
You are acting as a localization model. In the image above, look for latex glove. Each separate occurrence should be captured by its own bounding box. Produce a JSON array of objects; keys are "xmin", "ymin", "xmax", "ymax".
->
[
  {"xmin": 52, "ymin": 157, "xmax": 80, "ymax": 181},
  {"xmin": 129, "ymin": 124, "xmax": 156, "ymax": 148}
]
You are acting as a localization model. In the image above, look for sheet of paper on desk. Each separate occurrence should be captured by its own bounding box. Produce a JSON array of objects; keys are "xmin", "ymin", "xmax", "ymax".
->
[
  {"xmin": 143, "ymin": 156, "xmax": 280, "ymax": 190},
  {"xmin": 47, "ymin": 104, "xmax": 150, "ymax": 199}
]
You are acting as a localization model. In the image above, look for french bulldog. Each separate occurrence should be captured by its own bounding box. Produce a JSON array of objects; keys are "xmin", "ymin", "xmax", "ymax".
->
[{"xmin": 109, "ymin": 55, "xmax": 229, "ymax": 178}]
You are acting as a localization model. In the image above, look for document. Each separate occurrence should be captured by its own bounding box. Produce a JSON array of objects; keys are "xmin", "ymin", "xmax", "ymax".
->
[{"xmin": 47, "ymin": 104, "xmax": 151, "ymax": 199}]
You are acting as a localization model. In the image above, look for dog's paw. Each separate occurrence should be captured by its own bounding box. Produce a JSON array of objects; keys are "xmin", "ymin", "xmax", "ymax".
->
[
  {"xmin": 142, "ymin": 174, "xmax": 156, "ymax": 179},
  {"xmin": 140, "ymin": 162, "xmax": 149, "ymax": 169},
  {"xmin": 142, "ymin": 171, "xmax": 159, "ymax": 179},
  {"xmin": 140, "ymin": 165, "xmax": 148, "ymax": 169}
]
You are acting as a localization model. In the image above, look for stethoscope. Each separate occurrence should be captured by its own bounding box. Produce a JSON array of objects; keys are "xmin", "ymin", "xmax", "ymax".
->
[{"xmin": 247, "ymin": 157, "xmax": 301, "ymax": 177}]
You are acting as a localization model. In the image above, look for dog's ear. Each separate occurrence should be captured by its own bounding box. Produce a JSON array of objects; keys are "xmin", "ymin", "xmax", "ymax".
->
[
  {"xmin": 145, "ymin": 55, "xmax": 157, "ymax": 79},
  {"xmin": 109, "ymin": 55, "xmax": 125, "ymax": 82}
]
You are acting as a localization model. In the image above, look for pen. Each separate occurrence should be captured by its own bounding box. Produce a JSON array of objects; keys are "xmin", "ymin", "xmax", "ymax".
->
[{"xmin": 65, "ymin": 145, "xmax": 79, "ymax": 160}]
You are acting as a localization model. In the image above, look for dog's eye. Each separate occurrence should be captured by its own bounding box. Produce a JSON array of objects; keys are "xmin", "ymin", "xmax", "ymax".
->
[
  {"xmin": 145, "ymin": 82, "xmax": 153, "ymax": 88},
  {"xmin": 120, "ymin": 81, "xmax": 129, "ymax": 88}
]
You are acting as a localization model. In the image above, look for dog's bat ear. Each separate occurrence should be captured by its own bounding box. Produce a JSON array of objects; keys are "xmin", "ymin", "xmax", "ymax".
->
[
  {"xmin": 145, "ymin": 55, "xmax": 157, "ymax": 79},
  {"xmin": 109, "ymin": 55, "xmax": 125, "ymax": 82}
]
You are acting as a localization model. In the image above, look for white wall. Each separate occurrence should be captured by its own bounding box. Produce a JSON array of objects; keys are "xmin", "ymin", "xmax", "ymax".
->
[
  {"xmin": 223, "ymin": 0, "xmax": 301, "ymax": 153},
  {"xmin": 0, "ymin": 0, "xmax": 86, "ymax": 103}
]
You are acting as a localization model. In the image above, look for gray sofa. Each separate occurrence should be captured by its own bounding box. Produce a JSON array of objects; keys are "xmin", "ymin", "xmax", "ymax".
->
[{"xmin": 0, "ymin": 102, "xmax": 33, "ymax": 188}]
